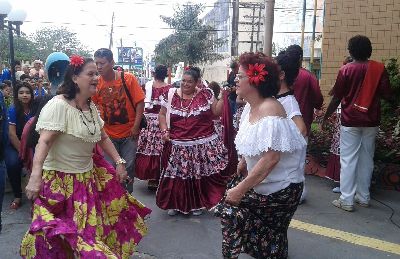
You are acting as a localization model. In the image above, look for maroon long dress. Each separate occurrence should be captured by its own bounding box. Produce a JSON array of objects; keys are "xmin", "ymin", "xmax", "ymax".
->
[
  {"xmin": 135, "ymin": 85, "xmax": 170, "ymax": 181},
  {"xmin": 156, "ymin": 88, "xmax": 229, "ymax": 213}
]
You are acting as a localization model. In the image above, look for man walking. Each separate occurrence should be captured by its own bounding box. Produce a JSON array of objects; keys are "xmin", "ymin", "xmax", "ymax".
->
[
  {"xmin": 93, "ymin": 48, "xmax": 145, "ymax": 192},
  {"xmin": 323, "ymin": 35, "xmax": 392, "ymax": 212}
]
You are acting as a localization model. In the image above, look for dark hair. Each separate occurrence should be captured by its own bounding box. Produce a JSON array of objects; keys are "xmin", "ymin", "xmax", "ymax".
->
[
  {"xmin": 183, "ymin": 66, "xmax": 201, "ymax": 82},
  {"xmin": 154, "ymin": 65, "xmax": 168, "ymax": 81},
  {"xmin": 208, "ymin": 81, "xmax": 221, "ymax": 99},
  {"xmin": 286, "ymin": 45, "xmax": 303, "ymax": 68},
  {"xmin": 348, "ymin": 35, "xmax": 372, "ymax": 61},
  {"xmin": 58, "ymin": 57, "xmax": 95, "ymax": 100},
  {"xmin": 20, "ymin": 74, "xmax": 31, "ymax": 81},
  {"xmin": 239, "ymin": 52, "xmax": 280, "ymax": 98},
  {"xmin": 276, "ymin": 51, "xmax": 300, "ymax": 87},
  {"xmin": 13, "ymin": 81, "xmax": 34, "ymax": 139},
  {"xmin": 94, "ymin": 48, "xmax": 113, "ymax": 62},
  {"xmin": 3, "ymin": 80, "xmax": 11, "ymax": 87},
  {"xmin": 230, "ymin": 61, "xmax": 239, "ymax": 69},
  {"xmin": 26, "ymin": 95, "xmax": 53, "ymax": 148}
]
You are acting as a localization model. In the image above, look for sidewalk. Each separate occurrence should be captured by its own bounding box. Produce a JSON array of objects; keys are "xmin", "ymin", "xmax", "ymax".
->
[{"xmin": 0, "ymin": 175, "xmax": 399, "ymax": 258}]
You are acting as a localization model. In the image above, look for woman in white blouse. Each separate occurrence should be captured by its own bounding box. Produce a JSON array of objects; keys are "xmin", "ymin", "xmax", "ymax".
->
[{"xmin": 214, "ymin": 52, "xmax": 307, "ymax": 259}]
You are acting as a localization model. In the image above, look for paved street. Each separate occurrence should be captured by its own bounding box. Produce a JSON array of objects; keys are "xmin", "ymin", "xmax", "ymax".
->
[{"xmin": 1, "ymin": 175, "xmax": 399, "ymax": 258}]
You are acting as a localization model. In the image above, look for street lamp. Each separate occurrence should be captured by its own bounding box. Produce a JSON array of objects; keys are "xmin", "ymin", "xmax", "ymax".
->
[{"xmin": 0, "ymin": 0, "xmax": 27, "ymax": 86}]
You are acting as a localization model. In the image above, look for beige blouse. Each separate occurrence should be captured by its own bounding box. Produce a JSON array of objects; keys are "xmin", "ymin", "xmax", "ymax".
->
[{"xmin": 36, "ymin": 97, "xmax": 104, "ymax": 174}]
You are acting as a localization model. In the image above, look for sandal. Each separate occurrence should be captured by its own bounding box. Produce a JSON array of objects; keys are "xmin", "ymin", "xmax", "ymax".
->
[{"xmin": 10, "ymin": 199, "xmax": 22, "ymax": 210}]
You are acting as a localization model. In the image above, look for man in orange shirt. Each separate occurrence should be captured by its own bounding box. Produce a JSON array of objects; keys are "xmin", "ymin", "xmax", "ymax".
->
[{"xmin": 93, "ymin": 48, "xmax": 145, "ymax": 192}]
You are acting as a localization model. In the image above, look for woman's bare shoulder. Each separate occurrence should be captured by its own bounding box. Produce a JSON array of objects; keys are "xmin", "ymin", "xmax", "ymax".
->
[{"xmin": 260, "ymin": 98, "xmax": 286, "ymax": 118}]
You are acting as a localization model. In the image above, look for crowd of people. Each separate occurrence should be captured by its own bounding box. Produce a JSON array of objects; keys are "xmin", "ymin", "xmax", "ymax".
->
[{"xmin": 0, "ymin": 34, "xmax": 394, "ymax": 258}]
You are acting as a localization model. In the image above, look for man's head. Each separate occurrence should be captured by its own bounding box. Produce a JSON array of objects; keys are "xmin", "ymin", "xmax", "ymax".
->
[
  {"xmin": 23, "ymin": 65, "xmax": 30, "ymax": 74},
  {"xmin": 347, "ymin": 35, "xmax": 372, "ymax": 62},
  {"xmin": 286, "ymin": 45, "xmax": 303, "ymax": 68},
  {"xmin": 230, "ymin": 61, "xmax": 239, "ymax": 72},
  {"xmin": 0, "ymin": 82, "xmax": 12, "ymax": 98},
  {"xmin": 14, "ymin": 60, "xmax": 21, "ymax": 71},
  {"xmin": 94, "ymin": 48, "xmax": 115, "ymax": 77},
  {"xmin": 33, "ymin": 60, "xmax": 42, "ymax": 70}
]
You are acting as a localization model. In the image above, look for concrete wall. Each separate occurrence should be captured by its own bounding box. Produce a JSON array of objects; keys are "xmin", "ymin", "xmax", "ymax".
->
[{"xmin": 320, "ymin": 0, "xmax": 400, "ymax": 97}]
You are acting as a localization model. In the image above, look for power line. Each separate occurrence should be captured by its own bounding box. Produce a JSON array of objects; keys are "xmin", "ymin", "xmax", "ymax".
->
[{"xmin": 23, "ymin": 20, "xmax": 322, "ymax": 34}]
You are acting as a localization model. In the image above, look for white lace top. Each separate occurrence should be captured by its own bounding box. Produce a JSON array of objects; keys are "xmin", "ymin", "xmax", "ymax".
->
[
  {"xmin": 235, "ymin": 104, "xmax": 307, "ymax": 195},
  {"xmin": 277, "ymin": 94, "xmax": 302, "ymax": 119},
  {"xmin": 36, "ymin": 97, "xmax": 104, "ymax": 173}
]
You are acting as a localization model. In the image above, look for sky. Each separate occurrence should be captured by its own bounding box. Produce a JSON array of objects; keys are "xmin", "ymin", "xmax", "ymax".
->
[
  {"xmin": 8, "ymin": 0, "xmax": 323, "ymax": 58},
  {"xmin": 9, "ymin": 0, "xmax": 219, "ymax": 58}
]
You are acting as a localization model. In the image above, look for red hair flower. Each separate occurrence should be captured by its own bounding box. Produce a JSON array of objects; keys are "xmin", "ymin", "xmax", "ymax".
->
[
  {"xmin": 70, "ymin": 55, "xmax": 84, "ymax": 68},
  {"xmin": 246, "ymin": 63, "xmax": 268, "ymax": 86},
  {"xmin": 184, "ymin": 66, "xmax": 191, "ymax": 71}
]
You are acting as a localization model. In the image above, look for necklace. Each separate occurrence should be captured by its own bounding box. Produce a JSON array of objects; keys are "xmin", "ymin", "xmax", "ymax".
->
[
  {"xmin": 179, "ymin": 90, "xmax": 196, "ymax": 116},
  {"xmin": 107, "ymin": 71, "xmax": 117, "ymax": 93},
  {"xmin": 76, "ymin": 103, "xmax": 97, "ymax": 135}
]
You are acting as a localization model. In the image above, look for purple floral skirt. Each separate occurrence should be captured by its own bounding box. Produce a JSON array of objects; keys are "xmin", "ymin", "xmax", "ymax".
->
[{"xmin": 20, "ymin": 153, "xmax": 151, "ymax": 259}]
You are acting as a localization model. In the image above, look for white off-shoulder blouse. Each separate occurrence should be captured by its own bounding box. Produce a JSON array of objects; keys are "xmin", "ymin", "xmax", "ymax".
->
[
  {"xmin": 235, "ymin": 104, "xmax": 307, "ymax": 195},
  {"xmin": 36, "ymin": 97, "xmax": 104, "ymax": 174}
]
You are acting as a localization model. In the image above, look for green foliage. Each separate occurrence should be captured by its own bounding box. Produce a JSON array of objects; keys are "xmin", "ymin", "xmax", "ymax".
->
[
  {"xmin": 0, "ymin": 31, "xmax": 37, "ymax": 64},
  {"xmin": 154, "ymin": 4, "xmax": 225, "ymax": 66},
  {"xmin": 0, "ymin": 26, "xmax": 91, "ymax": 65},
  {"xmin": 30, "ymin": 27, "xmax": 92, "ymax": 61}
]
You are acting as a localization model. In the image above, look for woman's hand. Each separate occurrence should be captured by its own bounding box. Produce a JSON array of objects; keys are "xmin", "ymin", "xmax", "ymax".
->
[
  {"xmin": 116, "ymin": 164, "xmax": 128, "ymax": 183},
  {"xmin": 236, "ymin": 159, "xmax": 248, "ymax": 177},
  {"xmin": 25, "ymin": 174, "xmax": 42, "ymax": 201},
  {"xmin": 225, "ymin": 186, "xmax": 245, "ymax": 206},
  {"xmin": 162, "ymin": 131, "xmax": 170, "ymax": 142}
]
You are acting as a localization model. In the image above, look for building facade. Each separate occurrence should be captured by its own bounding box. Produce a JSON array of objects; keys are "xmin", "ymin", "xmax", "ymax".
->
[{"xmin": 320, "ymin": 0, "xmax": 400, "ymax": 96}]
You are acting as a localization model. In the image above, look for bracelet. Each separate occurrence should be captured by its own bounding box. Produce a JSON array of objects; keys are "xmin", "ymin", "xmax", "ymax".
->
[{"xmin": 115, "ymin": 158, "xmax": 127, "ymax": 166}]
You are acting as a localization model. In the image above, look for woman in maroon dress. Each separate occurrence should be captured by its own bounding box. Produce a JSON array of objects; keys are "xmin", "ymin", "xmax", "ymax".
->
[
  {"xmin": 156, "ymin": 67, "xmax": 229, "ymax": 216},
  {"xmin": 135, "ymin": 65, "xmax": 170, "ymax": 190}
]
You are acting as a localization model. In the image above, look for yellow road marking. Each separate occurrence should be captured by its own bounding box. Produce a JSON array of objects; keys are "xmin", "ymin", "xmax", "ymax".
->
[{"xmin": 290, "ymin": 219, "xmax": 400, "ymax": 255}]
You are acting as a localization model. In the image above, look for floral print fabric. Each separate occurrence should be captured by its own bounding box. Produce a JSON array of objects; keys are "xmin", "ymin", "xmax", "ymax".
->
[
  {"xmin": 214, "ymin": 176, "xmax": 303, "ymax": 259},
  {"xmin": 20, "ymin": 165, "xmax": 151, "ymax": 259}
]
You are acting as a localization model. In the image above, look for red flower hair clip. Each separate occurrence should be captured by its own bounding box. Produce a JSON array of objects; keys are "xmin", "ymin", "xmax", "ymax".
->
[
  {"xmin": 246, "ymin": 63, "xmax": 268, "ymax": 86},
  {"xmin": 184, "ymin": 66, "xmax": 191, "ymax": 71},
  {"xmin": 70, "ymin": 55, "xmax": 85, "ymax": 68}
]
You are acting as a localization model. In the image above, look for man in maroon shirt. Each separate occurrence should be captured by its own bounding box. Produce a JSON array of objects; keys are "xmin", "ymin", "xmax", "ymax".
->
[
  {"xmin": 323, "ymin": 35, "xmax": 392, "ymax": 212},
  {"xmin": 287, "ymin": 45, "xmax": 324, "ymax": 136}
]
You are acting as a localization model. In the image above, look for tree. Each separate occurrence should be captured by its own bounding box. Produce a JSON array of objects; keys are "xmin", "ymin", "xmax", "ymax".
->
[
  {"xmin": 154, "ymin": 4, "xmax": 225, "ymax": 66},
  {"xmin": 30, "ymin": 26, "xmax": 92, "ymax": 61},
  {"xmin": 0, "ymin": 31, "xmax": 37, "ymax": 65}
]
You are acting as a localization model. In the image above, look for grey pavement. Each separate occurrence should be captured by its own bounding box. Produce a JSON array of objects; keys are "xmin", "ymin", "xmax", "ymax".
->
[{"xmin": 1, "ymin": 175, "xmax": 399, "ymax": 259}]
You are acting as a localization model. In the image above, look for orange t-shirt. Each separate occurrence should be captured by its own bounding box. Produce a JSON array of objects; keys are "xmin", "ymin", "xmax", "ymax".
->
[{"xmin": 93, "ymin": 72, "xmax": 145, "ymax": 139}]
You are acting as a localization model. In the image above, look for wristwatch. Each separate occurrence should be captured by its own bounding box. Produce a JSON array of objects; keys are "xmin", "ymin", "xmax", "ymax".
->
[{"xmin": 115, "ymin": 158, "xmax": 127, "ymax": 166}]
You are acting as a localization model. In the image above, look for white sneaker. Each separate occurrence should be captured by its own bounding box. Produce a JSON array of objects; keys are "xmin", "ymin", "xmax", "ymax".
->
[
  {"xmin": 354, "ymin": 197, "xmax": 369, "ymax": 207},
  {"xmin": 167, "ymin": 209, "xmax": 178, "ymax": 216},
  {"xmin": 332, "ymin": 187, "xmax": 340, "ymax": 193},
  {"xmin": 192, "ymin": 209, "xmax": 203, "ymax": 216}
]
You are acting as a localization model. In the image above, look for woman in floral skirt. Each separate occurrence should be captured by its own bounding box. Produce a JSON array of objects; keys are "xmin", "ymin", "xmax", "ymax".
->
[
  {"xmin": 20, "ymin": 56, "xmax": 151, "ymax": 259},
  {"xmin": 157, "ymin": 66, "xmax": 229, "ymax": 216},
  {"xmin": 135, "ymin": 65, "xmax": 170, "ymax": 190},
  {"xmin": 214, "ymin": 52, "xmax": 307, "ymax": 259}
]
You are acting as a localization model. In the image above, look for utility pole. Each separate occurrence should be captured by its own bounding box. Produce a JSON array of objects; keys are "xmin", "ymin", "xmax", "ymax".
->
[
  {"xmin": 231, "ymin": 0, "xmax": 239, "ymax": 57},
  {"xmin": 310, "ymin": 0, "xmax": 317, "ymax": 72},
  {"xmin": 250, "ymin": 5, "xmax": 256, "ymax": 52},
  {"xmin": 300, "ymin": 0, "xmax": 306, "ymax": 49},
  {"xmin": 109, "ymin": 12, "xmax": 115, "ymax": 49},
  {"xmin": 256, "ymin": 4, "xmax": 262, "ymax": 52},
  {"xmin": 263, "ymin": 0, "xmax": 275, "ymax": 56}
]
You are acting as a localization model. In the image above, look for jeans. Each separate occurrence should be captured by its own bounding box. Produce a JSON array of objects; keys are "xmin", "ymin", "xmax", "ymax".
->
[
  {"xmin": 105, "ymin": 137, "xmax": 138, "ymax": 192},
  {"xmin": 339, "ymin": 126, "xmax": 378, "ymax": 205},
  {"xmin": 0, "ymin": 160, "xmax": 6, "ymax": 215},
  {"xmin": 4, "ymin": 145, "xmax": 23, "ymax": 199}
]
